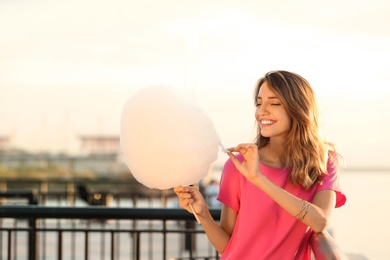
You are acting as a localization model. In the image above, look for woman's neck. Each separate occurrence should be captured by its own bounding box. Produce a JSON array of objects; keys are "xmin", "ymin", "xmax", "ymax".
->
[{"xmin": 259, "ymin": 138, "xmax": 287, "ymax": 168}]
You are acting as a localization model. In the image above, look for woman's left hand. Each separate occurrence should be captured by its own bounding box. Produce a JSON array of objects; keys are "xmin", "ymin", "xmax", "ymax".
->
[{"xmin": 227, "ymin": 143, "xmax": 261, "ymax": 183}]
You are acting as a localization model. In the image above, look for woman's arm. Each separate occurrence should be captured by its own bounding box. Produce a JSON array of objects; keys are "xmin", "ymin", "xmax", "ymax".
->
[
  {"xmin": 227, "ymin": 144, "xmax": 335, "ymax": 233},
  {"xmin": 255, "ymin": 176, "xmax": 335, "ymax": 232},
  {"xmin": 174, "ymin": 186, "xmax": 236, "ymax": 254},
  {"xmin": 200, "ymin": 204, "xmax": 237, "ymax": 254}
]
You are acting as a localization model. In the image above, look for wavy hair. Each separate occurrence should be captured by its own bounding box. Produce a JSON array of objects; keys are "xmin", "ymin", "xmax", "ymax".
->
[{"xmin": 253, "ymin": 70, "xmax": 342, "ymax": 189}]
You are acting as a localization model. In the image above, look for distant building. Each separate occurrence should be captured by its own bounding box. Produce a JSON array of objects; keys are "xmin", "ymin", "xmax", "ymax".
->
[
  {"xmin": 76, "ymin": 135, "xmax": 128, "ymax": 176},
  {"xmin": 79, "ymin": 135, "xmax": 120, "ymax": 155},
  {"xmin": 0, "ymin": 135, "xmax": 129, "ymax": 178}
]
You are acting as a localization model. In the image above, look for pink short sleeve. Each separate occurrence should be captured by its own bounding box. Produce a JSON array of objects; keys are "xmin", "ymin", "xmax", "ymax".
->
[
  {"xmin": 318, "ymin": 158, "xmax": 347, "ymax": 208},
  {"xmin": 216, "ymin": 158, "xmax": 242, "ymax": 212}
]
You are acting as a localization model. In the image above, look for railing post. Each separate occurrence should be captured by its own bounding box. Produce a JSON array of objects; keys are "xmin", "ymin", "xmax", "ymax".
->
[
  {"xmin": 135, "ymin": 232, "xmax": 140, "ymax": 260},
  {"xmin": 85, "ymin": 231, "xmax": 89, "ymax": 260},
  {"xmin": 58, "ymin": 231, "xmax": 63, "ymax": 260},
  {"xmin": 28, "ymin": 217, "xmax": 37, "ymax": 260},
  {"xmin": 110, "ymin": 232, "xmax": 115, "ymax": 260},
  {"xmin": 185, "ymin": 220, "xmax": 196, "ymax": 253},
  {"xmin": 27, "ymin": 190, "xmax": 38, "ymax": 260},
  {"xmin": 163, "ymin": 220, "xmax": 167, "ymax": 260}
]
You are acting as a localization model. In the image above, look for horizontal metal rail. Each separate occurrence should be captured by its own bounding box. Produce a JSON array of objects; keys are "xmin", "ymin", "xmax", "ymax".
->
[{"xmin": 0, "ymin": 206, "xmax": 220, "ymax": 220}]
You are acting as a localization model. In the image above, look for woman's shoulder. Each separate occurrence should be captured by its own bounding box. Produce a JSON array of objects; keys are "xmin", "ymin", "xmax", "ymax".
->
[
  {"xmin": 326, "ymin": 150, "xmax": 344, "ymax": 173},
  {"xmin": 221, "ymin": 154, "xmax": 245, "ymax": 177}
]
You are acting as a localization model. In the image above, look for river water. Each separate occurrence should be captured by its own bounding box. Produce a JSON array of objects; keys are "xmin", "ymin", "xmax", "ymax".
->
[{"xmin": 330, "ymin": 170, "xmax": 390, "ymax": 259}]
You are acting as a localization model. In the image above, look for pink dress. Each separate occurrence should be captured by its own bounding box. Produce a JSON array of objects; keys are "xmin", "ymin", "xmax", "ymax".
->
[{"xmin": 216, "ymin": 155, "xmax": 346, "ymax": 260}]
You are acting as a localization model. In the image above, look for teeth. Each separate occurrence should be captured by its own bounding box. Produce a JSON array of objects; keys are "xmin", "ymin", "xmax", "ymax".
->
[{"xmin": 261, "ymin": 120, "xmax": 274, "ymax": 125}]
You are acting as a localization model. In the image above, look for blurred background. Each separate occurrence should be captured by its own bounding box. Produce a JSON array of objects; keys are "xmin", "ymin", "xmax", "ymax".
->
[{"xmin": 1, "ymin": 0, "xmax": 389, "ymax": 258}]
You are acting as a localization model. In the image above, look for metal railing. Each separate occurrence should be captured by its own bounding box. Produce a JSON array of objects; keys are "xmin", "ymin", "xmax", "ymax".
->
[
  {"xmin": 0, "ymin": 180, "xmax": 347, "ymax": 259},
  {"xmin": 0, "ymin": 179, "xmax": 221, "ymax": 260},
  {"xmin": 0, "ymin": 206, "xmax": 221, "ymax": 260}
]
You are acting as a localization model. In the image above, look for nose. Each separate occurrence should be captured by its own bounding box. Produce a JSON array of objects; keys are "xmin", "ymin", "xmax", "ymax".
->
[
  {"xmin": 256, "ymin": 103, "xmax": 269, "ymax": 116},
  {"xmin": 255, "ymin": 104, "xmax": 269, "ymax": 122}
]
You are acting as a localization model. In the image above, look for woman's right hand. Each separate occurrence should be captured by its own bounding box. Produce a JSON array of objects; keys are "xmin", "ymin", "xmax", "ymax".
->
[
  {"xmin": 227, "ymin": 143, "xmax": 261, "ymax": 183},
  {"xmin": 174, "ymin": 185, "xmax": 208, "ymax": 217}
]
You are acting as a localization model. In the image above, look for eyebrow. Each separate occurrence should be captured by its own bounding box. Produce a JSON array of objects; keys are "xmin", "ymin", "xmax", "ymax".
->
[{"xmin": 257, "ymin": 96, "xmax": 280, "ymax": 100}]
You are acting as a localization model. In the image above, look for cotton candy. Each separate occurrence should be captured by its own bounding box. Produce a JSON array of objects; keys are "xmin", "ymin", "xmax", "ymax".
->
[{"xmin": 120, "ymin": 86, "xmax": 220, "ymax": 190}]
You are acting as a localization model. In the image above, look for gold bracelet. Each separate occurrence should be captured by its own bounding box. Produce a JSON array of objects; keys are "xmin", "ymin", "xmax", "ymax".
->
[
  {"xmin": 295, "ymin": 199, "xmax": 311, "ymax": 221},
  {"xmin": 301, "ymin": 202, "xmax": 311, "ymax": 221}
]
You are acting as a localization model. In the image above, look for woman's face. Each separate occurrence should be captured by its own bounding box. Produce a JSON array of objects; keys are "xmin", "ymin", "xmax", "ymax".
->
[{"xmin": 255, "ymin": 81, "xmax": 291, "ymax": 140}]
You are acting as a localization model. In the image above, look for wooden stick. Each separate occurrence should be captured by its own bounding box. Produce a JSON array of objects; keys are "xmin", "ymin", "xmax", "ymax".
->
[{"xmin": 189, "ymin": 203, "xmax": 201, "ymax": 224}]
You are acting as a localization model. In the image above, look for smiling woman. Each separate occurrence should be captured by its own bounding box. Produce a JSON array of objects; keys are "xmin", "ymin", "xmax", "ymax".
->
[{"xmin": 174, "ymin": 70, "xmax": 347, "ymax": 259}]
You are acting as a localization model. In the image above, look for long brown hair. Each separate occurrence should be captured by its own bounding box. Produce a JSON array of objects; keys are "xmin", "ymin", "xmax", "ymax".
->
[{"xmin": 254, "ymin": 70, "xmax": 341, "ymax": 189}]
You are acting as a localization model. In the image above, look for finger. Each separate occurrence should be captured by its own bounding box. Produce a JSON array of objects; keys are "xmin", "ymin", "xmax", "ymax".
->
[
  {"xmin": 228, "ymin": 143, "xmax": 251, "ymax": 152},
  {"xmin": 173, "ymin": 186, "xmax": 183, "ymax": 195},
  {"xmin": 180, "ymin": 192, "xmax": 192, "ymax": 199},
  {"xmin": 227, "ymin": 147, "xmax": 248, "ymax": 157},
  {"xmin": 174, "ymin": 186, "xmax": 184, "ymax": 192},
  {"xmin": 246, "ymin": 144, "xmax": 258, "ymax": 151},
  {"xmin": 227, "ymin": 151, "xmax": 243, "ymax": 169},
  {"xmin": 237, "ymin": 144, "xmax": 259, "ymax": 155},
  {"xmin": 174, "ymin": 186, "xmax": 189, "ymax": 194}
]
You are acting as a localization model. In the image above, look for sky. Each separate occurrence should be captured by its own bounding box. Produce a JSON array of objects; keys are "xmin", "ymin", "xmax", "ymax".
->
[{"xmin": 1, "ymin": 0, "xmax": 390, "ymax": 169}]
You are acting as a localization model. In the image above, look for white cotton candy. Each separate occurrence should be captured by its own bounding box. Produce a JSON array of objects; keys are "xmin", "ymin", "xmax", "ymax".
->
[{"xmin": 120, "ymin": 86, "xmax": 220, "ymax": 190}]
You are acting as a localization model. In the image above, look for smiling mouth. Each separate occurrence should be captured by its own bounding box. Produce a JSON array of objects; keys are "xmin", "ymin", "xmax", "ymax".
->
[{"xmin": 261, "ymin": 120, "xmax": 275, "ymax": 126}]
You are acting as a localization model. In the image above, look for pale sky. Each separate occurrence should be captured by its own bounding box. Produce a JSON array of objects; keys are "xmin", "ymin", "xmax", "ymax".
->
[{"xmin": 1, "ymin": 0, "xmax": 389, "ymax": 169}]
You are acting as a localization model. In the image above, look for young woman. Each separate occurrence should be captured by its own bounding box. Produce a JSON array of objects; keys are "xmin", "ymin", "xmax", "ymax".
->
[{"xmin": 174, "ymin": 70, "xmax": 346, "ymax": 259}]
